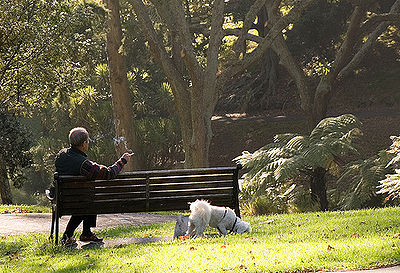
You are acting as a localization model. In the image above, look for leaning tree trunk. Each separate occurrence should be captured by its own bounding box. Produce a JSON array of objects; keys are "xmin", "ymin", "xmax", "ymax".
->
[
  {"xmin": 104, "ymin": 0, "xmax": 142, "ymax": 171},
  {"xmin": 0, "ymin": 158, "xmax": 13, "ymax": 204},
  {"xmin": 310, "ymin": 167, "xmax": 328, "ymax": 211}
]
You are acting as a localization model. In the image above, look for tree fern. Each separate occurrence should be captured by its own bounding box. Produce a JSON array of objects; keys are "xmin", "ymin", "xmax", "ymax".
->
[
  {"xmin": 235, "ymin": 114, "xmax": 362, "ymax": 211},
  {"xmin": 335, "ymin": 150, "xmax": 393, "ymax": 210},
  {"xmin": 377, "ymin": 136, "xmax": 400, "ymax": 199}
]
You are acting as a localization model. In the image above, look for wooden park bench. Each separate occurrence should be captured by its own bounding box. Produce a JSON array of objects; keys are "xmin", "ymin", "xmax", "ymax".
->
[{"xmin": 49, "ymin": 165, "xmax": 242, "ymax": 244}]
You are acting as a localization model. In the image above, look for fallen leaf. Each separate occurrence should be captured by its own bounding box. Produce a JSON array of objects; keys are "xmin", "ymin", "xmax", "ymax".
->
[
  {"xmin": 220, "ymin": 245, "xmax": 227, "ymax": 249},
  {"xmin": 10, "ymin": 252, "xmax": 19, "ymax": 261},
  {"xmin": 352, "ymin": 234, "xmax": 360, "ymax": 238},
  {"xmin": 189, "ymin": 246, "xmax": 196, "ymax": 251},
  {"xmin": 179, "ymin": 236, "xmax": 189, "ymax": 240},
  {"xmin": 262, "ymin": 220, "xmax": 275, "ymax": 224}
]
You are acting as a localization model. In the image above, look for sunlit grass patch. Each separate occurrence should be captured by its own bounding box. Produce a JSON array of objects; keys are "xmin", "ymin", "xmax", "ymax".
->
[{"xmin": 1, "ymin": 207, "xmax": 400, "ymax": 272}]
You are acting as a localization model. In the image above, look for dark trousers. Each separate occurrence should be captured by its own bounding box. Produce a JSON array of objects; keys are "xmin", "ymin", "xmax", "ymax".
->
[{"xmin": 64, "ymin": 215, "xmax": 97, "ymax": 237}]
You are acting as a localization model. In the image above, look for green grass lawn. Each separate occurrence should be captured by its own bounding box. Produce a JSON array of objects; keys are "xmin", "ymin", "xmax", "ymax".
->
[{"xmin": 1, "ymin": 207, "xmax": 400, "ymax": 272}]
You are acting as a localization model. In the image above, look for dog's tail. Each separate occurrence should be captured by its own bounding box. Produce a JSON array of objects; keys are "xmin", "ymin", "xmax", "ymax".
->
[{"xmin": 189, "ymin": 200, "xmax": 211, "ymax": 225}]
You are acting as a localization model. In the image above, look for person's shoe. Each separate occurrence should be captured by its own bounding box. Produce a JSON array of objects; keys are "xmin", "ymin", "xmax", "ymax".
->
[
  {"xmin": 79, "ymin": 233, "xmax": 103, "ymax": 242},
  {"xmin": 61, "ymin": 234, "xmax": 76, "ymax": 246}
]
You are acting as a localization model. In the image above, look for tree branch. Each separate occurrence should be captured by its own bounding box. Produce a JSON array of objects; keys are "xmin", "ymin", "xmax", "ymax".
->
[
  {"xmin": 360, "ymin": 13, "xmax": 400, "ymax": 35},
  {"xmin": 130, "ymin": 0, "xmax": 189, "ymax": 102},
  {"xmin": 338, "ymin": 0, "xmax": 400, "ymax": 79},
  {"xmin": 325, "ymin": 5, "xmax": 366, "ymax": 85},
  {"xmin": 219, "ymin": 0, "xmax": 316, "ymax": 84},
  {"xmin": 233, "ymin": 0, "xmax": 268, "ymax": 57},
  {"xmin": 203, "ymin": 0, "xmax": 225, "ymax": 105},
  {"xmin": 169, "ymin": 0, "xmax": 204, "ymax": 86}
]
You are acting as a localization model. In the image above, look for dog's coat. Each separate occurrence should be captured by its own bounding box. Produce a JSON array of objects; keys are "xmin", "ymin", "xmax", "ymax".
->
[{"xmin": 185, "ymin": 200, "xmax": 251, "ymax": 237}]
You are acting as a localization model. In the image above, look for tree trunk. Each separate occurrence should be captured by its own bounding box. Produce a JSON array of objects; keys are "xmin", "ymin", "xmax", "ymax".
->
[
  {"xmin": 257, "ymin": 6, "xmax": 279, "ymax": 102},
  {"xmin": 104, "ymin": 0, "xmax": 142, "ymax": 171},
  {"xmin": 0, "ymin": 157, "xmax": 13, "ymax": 204},
  {"xmin": 310, "ymin": 167, "xmax": 328, "ymax": 211},
  {"xmin": 190, "ymin": 84, "xmax": 208, "ymax": 167}
]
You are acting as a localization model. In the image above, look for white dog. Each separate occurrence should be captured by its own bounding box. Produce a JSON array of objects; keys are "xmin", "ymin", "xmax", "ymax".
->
[{"xmin": 185, "ymin": 200, "xmax": 251, "ymax": 237}]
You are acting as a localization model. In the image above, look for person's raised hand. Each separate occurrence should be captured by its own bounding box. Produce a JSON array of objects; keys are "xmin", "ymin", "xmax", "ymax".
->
[{"xmin": 122, "ymin": 152, "xmax": 134, "ymax": 162}]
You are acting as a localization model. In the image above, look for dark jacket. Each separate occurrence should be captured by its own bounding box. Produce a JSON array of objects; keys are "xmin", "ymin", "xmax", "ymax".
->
[
  {"xmin": 55, "ymin": 147, "xmax": 87, "ymax": 176},
  {"xmin": 55, "ymin": 147, "xmax": 126, "ymax": 179}
]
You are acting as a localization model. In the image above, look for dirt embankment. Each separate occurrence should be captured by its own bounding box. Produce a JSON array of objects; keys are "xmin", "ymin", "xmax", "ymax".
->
[{"xmin": 209, "ymin": 109, "xmax": 400, "ymax": 167}]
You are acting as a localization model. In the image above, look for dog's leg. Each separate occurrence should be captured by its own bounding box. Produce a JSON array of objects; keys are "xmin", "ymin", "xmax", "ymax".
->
[
  {"xmin": 186, "ymin": 220, "xmax": 196, "ymax": 237},
  {"xmin": 216, "ymin": 224, "xmax": 228, "ymax": 235},
  {"xmin": 195, "ymin": 225, "xmax": 206, "ymax": 237}
]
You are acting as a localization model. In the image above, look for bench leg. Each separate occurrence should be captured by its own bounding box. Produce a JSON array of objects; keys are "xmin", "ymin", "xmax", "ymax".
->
[
  {"xmin": 55, "ymin": 211, "xmax": 59, "ymax": 245},
  {"xmin": 49, "ymin": 206, "xmax": 55, "ymax": 241}
]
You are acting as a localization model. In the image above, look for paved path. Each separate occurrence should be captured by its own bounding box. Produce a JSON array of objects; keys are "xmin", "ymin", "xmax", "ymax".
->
[{"xmin": 0, "ymin": 212, "xmax": 177, "ymax": 236}]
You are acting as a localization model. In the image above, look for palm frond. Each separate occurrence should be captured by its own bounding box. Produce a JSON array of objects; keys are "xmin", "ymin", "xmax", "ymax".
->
[
  {"xmin": 377, "ymin": 169, "xmax": 400, "ymax": 197},
  {"xmin": 286, "ymin": 135, "xmax": 308, "ymax": 150},
  {"xmin": 302, "ymin": 143, "xmax": 334, "ymax": 169},
  {"xmin": 310, "ymin": 114, "xmax": 361, "ymax": 141},
  {"xmin": 274, "ymin": 133, "xmax": 300, "ymax": 144},
  {"xmin": 335, "ymin": 148, "xmax": 394, "ymax": 210}
]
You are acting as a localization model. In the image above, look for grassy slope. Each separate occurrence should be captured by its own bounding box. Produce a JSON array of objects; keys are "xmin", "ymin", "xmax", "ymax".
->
[{"xmin": 1, "ymin": 207, "xmax": 400, "ymax": 272}]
